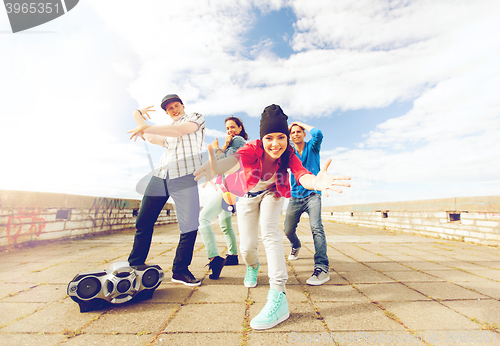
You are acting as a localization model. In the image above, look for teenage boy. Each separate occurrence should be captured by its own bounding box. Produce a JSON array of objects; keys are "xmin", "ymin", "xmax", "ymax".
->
[
  {"xmin": 127, "ymin": 94, "xmax": 205, "ymax": 286},
  {"xmin": 284, "ymin": 121, "xmax": 330, "ymax": 285}
]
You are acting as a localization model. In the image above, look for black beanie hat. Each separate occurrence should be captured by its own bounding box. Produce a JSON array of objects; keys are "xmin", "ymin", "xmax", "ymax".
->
[{"xmin": 260, "ymin": 104, "xmax": 289, "ymax": 139}]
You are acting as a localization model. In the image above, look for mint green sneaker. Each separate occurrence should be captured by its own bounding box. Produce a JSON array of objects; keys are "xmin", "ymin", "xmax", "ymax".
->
[
  {"xmin": 250, "ymin": 289, "xmax": 289, "ymax": 330},
  {"xmin": 244, "ymin": 263, "xmax": 259, "ymax": 288}
]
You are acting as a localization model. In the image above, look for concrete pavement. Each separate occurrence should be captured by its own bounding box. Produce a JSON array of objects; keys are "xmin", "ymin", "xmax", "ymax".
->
[{"xmin": 0, "ymin": 216, "xmax": 499, "ymax": 345}]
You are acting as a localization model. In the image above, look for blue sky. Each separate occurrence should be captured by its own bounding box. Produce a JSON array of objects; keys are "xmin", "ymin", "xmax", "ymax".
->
[
  {"xmin": 244, "ymin": 7, "xmax": 296, "ymax": 59},
  {"xmin": 1, "ymin": 0, "xmax": 499, "ymax": 207}
]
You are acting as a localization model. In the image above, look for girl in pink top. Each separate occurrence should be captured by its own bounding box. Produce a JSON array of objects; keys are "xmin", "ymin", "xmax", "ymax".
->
[{"xmin": 194, "ymin": 104, "xmax": 350, "ymax": 330}]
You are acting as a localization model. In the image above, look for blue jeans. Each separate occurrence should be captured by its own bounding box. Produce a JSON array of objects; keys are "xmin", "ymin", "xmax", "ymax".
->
[
  {"xmin": 128, "ymin": 174, "xmax": 199, "ymax": 268},
  {"xmin": 283, "ymin": 193, "xmax": 329, "ymax": 271}
]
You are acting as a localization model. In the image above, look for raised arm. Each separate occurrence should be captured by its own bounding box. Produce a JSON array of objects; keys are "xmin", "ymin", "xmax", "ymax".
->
[
  {"xmin": 289, "ymin": 121, "xmax": 314, "ymax": 132},
  {"xmin": 128, "ymin": 116, "xmax": 199, "ymax": 142},
  {"xmin": 193, "ymin": 145, "xmax": 240, "ymax": 183}
]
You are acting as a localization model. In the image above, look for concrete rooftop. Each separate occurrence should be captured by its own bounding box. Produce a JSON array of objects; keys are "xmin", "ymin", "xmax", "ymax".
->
[{"xmin": 0, "ymin": 216, "xmax": 499, "ymax": 345}]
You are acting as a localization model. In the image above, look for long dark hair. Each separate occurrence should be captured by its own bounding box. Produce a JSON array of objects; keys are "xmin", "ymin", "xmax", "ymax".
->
[
  {"xmin": 277, "ymin": 139, "xmax": 292, "ymax": 176},
  {"xmin": 225, "ymin": 116, "xmax": 249, "ymax": 140}
]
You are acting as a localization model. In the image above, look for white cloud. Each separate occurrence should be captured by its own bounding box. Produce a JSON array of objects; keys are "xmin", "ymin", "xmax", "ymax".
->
[
  {"xmin": 205, "ymin": 128, "xmax": 227, "ymax": 138},
  {"xmin": 291, "ymin": 0, "xmax": 497, "ymax": 51},
  {"xmin": 0, "ymin": 4, "xmax": 143, "ymax": 198}
]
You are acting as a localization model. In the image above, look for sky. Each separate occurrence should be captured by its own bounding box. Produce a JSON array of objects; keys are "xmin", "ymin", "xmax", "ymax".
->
[{"xmin": 1, "ymin": 0, "xmax": 499, "ymax": 207}]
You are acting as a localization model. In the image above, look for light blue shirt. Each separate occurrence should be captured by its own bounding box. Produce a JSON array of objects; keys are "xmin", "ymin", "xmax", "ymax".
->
[
  {"xmin": 218, "ymin": 135, "xmax": 246, "ymax": 158},
  {"xmin": 290, "ymin": 128, "xmax": 323, "ymax": 198}
]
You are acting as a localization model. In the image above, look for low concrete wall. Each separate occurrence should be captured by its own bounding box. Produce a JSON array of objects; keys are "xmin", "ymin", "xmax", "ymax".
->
[
  {"xmin": 322, "ymin": 196, "xmax": 500, "ymax": 245},
  {"xmin": 3, "ymin": 190, "xmax": 499, "ymax": 248},
  {"xmin": 0, "ymin": 190, "xmax": 176, "ymax": 249}
]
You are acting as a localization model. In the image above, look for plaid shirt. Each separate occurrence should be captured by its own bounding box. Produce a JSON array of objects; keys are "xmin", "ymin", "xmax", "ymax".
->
[{"xmin": 154, "ymin": 112, "xmax": 205, "ymax": 179}]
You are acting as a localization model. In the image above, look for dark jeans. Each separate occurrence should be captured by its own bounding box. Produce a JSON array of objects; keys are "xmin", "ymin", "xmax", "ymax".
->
[
  {"xmin": 283, "ymin": 193, "xmax": 329, "ymax": 271},
  {"xmin": 128, "ymin": 175, "xmax": 199, "ymax": 272}
]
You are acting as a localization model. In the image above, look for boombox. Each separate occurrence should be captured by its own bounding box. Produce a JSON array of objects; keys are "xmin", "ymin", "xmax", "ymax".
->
[{"xmin": 67, "ymin": 262, "xmax": 164, "ymax": 312}]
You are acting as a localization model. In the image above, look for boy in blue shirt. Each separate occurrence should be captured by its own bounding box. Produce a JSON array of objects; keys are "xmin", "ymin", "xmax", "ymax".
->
[{"xmin": 284, "ymin": 121, "xmax": 330, "ymax": 285}]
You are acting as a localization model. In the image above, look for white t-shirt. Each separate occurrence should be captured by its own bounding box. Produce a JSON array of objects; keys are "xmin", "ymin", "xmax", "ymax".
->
[{"xmin": 249, "ymin": 173, "xmax": 276, "ymax": 193}]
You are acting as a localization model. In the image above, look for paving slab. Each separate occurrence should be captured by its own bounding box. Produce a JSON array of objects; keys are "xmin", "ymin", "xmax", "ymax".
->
[
  {"xmin": 403, "ymin": 282, "xmax": 488, "ymax": 300},
  {"xmin": 364, "ymin": 262, "xmax": 414, "ymax": 271},
  {"xmin": 400, "ymin": 261, "xmax": 453, "ymax": 271},
  {"xmin": 457, "ymin": 281, "xmax": 500, "ymax": 299},
  {"xmin": 356, "ymin": 283, "xmax": 430, "ymax": 302},
  {"xmin": 1, "ymin": 301, "xmax": 101, "ymax": 334},
  {"xmin": 0, "ymin": 301, "xmax": 46, "ymax": 327},
  {"xmin": 424, "ymin": 270, "xmax": 492, "ymax": 282},
  {"xmin": 472, "ymin": 269, "xmax": 500, "ymax": 281},
  {"xmin": 378, "ymin": 254, "xmax": 420, "ymax": 262},
  {"xmin": 2, "ymin": 283, "xmax": 67, "ymax": 302},
  {"xmin": 65, "ymin": 333, "xmax": 153, "ymax": 346},
  {"xmin": 82, "ymin": 303, "xmax": 179, "ymax": 334},
  {"xmin": 339, "ymin": 270, "xmax": 397, "ymax": 284},
  {"xmin": 332, "ymin": 331, "xmax": 428, "ymax": 345},
  {"xmin": 441, "ymin": 299, "xmax": 500, "ymax": 326},
  {"xmin": 0, "ymin": 333, "xmax": 68, "ymax": 346},
  {"xmin": 475, "ymin": 261, "xmax": 500, "ymax": 269},
  {"xmin": 317, "ymin": 301, "xmax": 407, "ymax": 331},
  {"xmin": 189, "ymin": 284, "xmax": 249, "ymax": 304},
  {"xmin": 306, "ymin": 283, "xmax": 372, "ymax": 303},
  {"xmin": 330, "ymin": 262, "xmax": 372, "ymax": 272},
  {"xmin": 164, "ymin": 303, "xmax": 245, "ymax": 333},
  {"xmin": 382, "ymin": 270, "xmax": 446, "ymax": 282},
  {"xmin": 146, "ymin": 284, "xmax": 195, "ymax": 303},
  {"xmin": 417, "ymin": 330, "xmax": 499, "ymax": 346},
  {"xmin": 153, "ymin": 332, "xmax": 243, "ymax": 346},
  {"xmin": 380, "ymin": 301, "xmax": 483, "ymax": 330},
  {"xmin": 0, "ymin": 282, "xmax": 35, "ymax": 299},
  {"xmin": 247, "ymin": 331, "xmax": 301, "ymax": 346}
]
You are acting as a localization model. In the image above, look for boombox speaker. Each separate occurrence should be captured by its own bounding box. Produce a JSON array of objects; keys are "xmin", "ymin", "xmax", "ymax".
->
[{"xmin": 67, "ymin": 261, "xmax": 164, "ymax": 312}]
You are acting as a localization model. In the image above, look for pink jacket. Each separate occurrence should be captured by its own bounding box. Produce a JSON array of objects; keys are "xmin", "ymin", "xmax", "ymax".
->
[{"xmin": 223, "ymin": 139, "xmax": 311, "ymax": 198}]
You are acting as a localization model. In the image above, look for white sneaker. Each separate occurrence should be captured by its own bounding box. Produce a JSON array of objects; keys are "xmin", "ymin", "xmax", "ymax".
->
[
  {"xmin": 288, "ymin": 247, "xmax": 301, "ymax": 260},
  {"xmin": 306, "ymin": 267, "xmax": 330, "ymax": 285}
]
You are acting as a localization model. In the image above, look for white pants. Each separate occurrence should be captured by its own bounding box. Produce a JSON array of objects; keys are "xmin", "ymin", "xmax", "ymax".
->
[{"xmin": 237, "ymin": 190, "xmax": 287, "ymax": 291}]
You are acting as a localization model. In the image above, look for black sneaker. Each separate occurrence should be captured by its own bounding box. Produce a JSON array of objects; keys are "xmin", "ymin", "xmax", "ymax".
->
[
  {"xmin": 206, "ymin": 256, "xmax": 226, "ymax": 279},
  {"xmin": 172, "ymin": 270, "xmax": 201, "ymax": 286},
  {"xmin": 225, "ymin": 254, "xmax": 239, "ymax": 266},
  {"xmin": 288, "ymin": 247, "xmax": 301, "ymax": 260}
]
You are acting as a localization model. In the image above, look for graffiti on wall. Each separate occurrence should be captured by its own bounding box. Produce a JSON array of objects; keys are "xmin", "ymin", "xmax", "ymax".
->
[
  {"xmin": 88, "ymin": 197, "xmax": 133, "ymax": 228},
  {"xmin": 90, "ymin": 197, "xmax": 132, "ymax": 212},
  {"xmin": 7, "ymin": 208, "xmax": 46, "ymax": 243}
]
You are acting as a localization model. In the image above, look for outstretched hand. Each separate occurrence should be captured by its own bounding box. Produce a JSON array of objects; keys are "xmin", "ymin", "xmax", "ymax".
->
[
  {"xmin": 194, "ymin": 144, "xmax": 217, "ymax": 183},
  {"xmin": 314, "ymin": 158, "xmax": 351, "ymax": 197},
  {"xmin": 127, "ymin": 124, "xmax": 151, "ymax": 141},
  {"xmin": 138, "ymin": 106, "xmax": 155, "ymax": 120}
]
